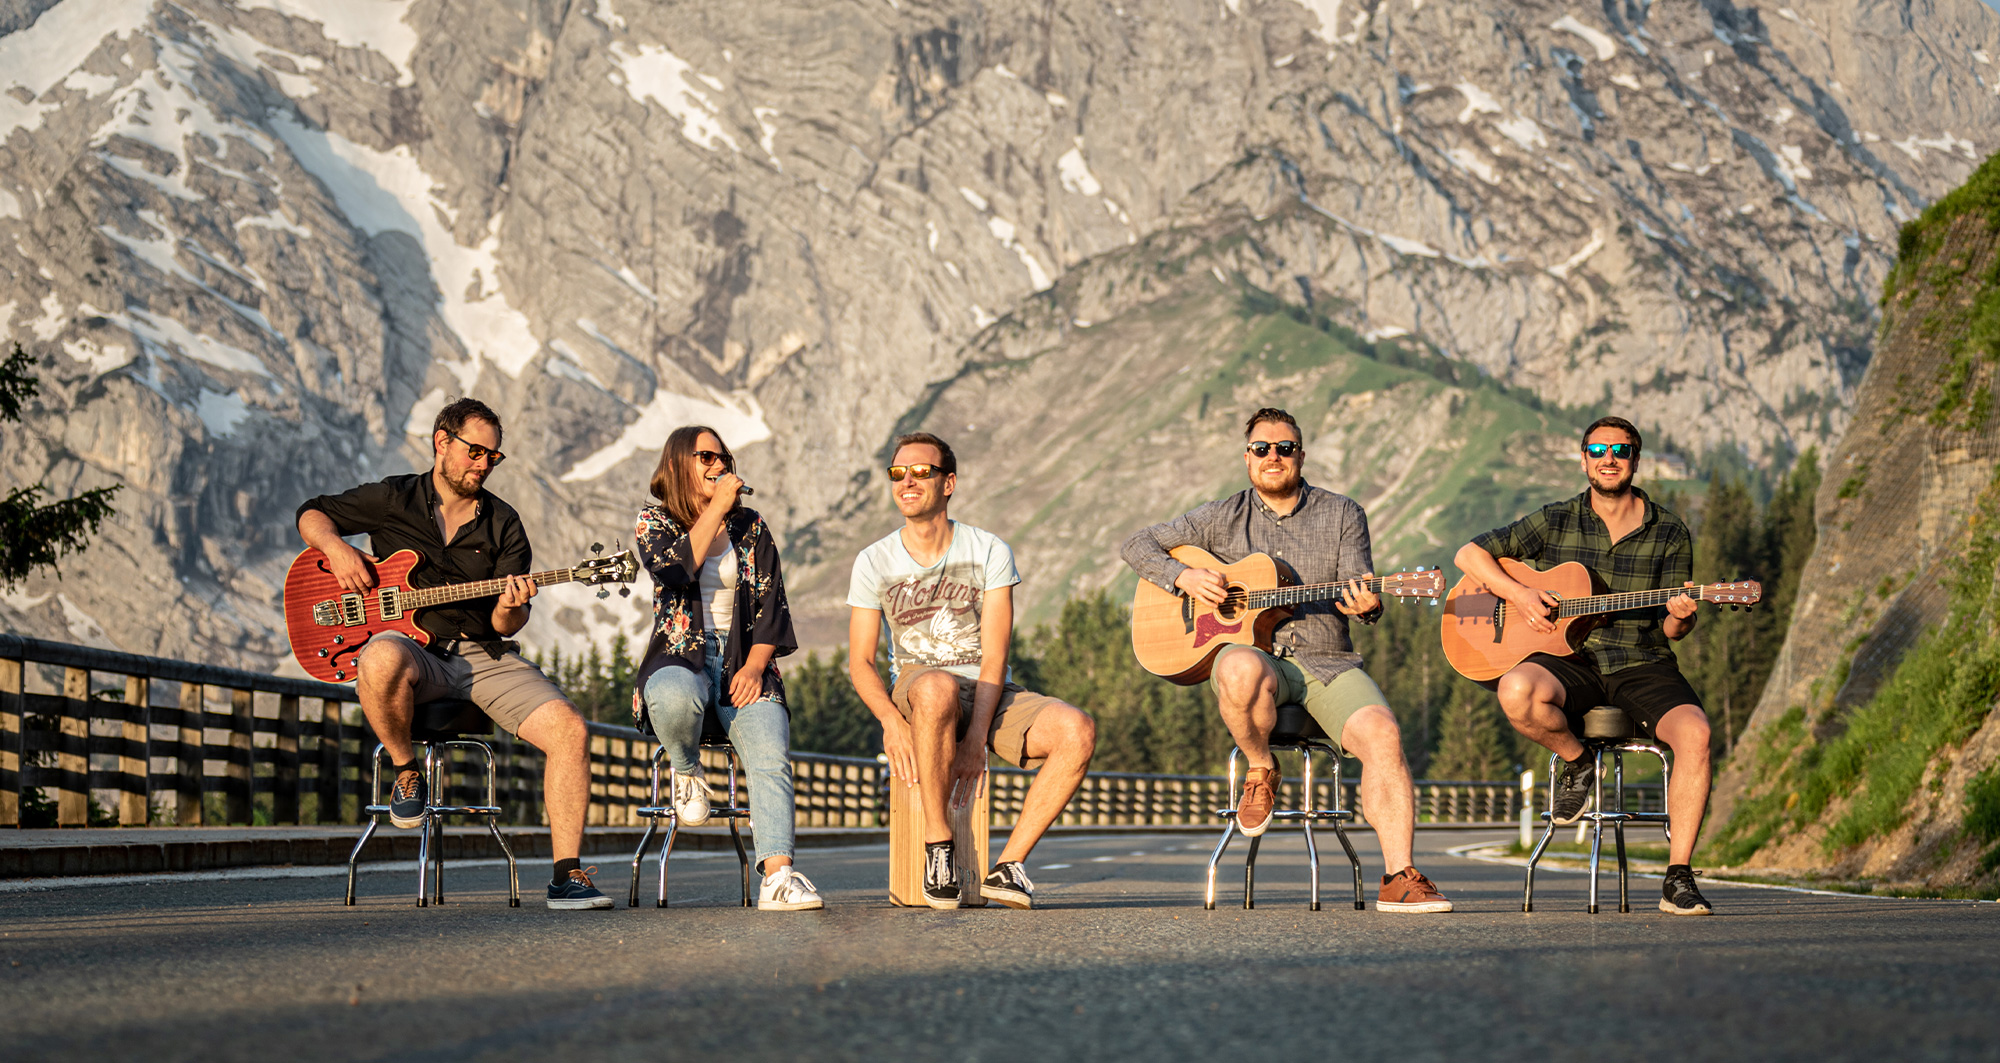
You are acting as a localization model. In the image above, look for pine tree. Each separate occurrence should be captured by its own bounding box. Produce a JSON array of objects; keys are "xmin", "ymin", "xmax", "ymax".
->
[
  {"xmin": 1428, "ymin": 689, "xmax": 1511, "ymax": 780},
  {"xmin": 1, "ymin": 343, "xmax": 119, "ymax": 588}
]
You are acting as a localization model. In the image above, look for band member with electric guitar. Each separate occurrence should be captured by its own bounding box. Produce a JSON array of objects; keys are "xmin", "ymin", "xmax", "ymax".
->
[
  {"xmin": 1121, "ymin": 408, "xmax": 1454, "ymax": 914},
  {"xmin": 1450, "ymin": 416, "xmax": 1716, "ymax": 916},
  {"xmin": 294, "ymin": 398, "xmax": 611, "ymax": 910}
]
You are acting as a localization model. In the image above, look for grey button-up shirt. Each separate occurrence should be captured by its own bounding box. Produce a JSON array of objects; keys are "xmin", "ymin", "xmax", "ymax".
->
[{"xmin": 1120, "ymin": 483, "xmax": 1378, "ymax": 683}]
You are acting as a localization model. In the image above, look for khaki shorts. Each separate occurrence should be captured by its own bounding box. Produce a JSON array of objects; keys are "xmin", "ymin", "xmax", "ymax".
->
[
  {"xmin": 1206, "ymin": 645, "xmax": 1387, "ymax": 754},
  {"xmin": 890, "ymin": 666, "xmax": 1062, "ymax": 769},
  {"xmin": 372, "ymin": 632, "xmax": 566, "ymax": 736}
]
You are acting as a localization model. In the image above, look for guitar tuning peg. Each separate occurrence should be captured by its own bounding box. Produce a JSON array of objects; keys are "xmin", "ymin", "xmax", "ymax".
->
[
  {"xmin": 591, "ymin": 542, "xmax": 604, "ymax": 555},
  {"xmin": 596, "ymin": 588, "xmax": 610, "ymax": 600},
  {"xmin": 618, "ymin": 587, "xmax": 631, "ymax": 598}
]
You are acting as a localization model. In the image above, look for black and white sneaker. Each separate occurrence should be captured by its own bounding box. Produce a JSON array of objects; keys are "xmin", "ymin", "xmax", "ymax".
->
[
  {"xmin": 1659, "ymin": 864, "xmax": 1714, "ymax": 916},
  {"xmin": 548, "ymin": 866, "xmax": 614, "ymax": 910},
  {"xmin": 1550, "ymin": 755, "xmax": 1596, "ymax": 825},
  {"xmin": 923, "ymin": 841, "xmax": 960, "ymax": 909},
  {"xmin": 981, "ymin": 861, "xmax": 1035, "ymax": 909},
  {"xmin": 388, "ymin": 769, "xmax": 428, "ymax": 829}
]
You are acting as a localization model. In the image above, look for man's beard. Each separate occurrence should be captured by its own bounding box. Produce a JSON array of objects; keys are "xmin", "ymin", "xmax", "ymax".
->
[
  {"xmin": 1588, "ymin": 469, "xmax": 1634, "ymax": 498},
  {"xmin": 1255, "ymin": 467, "xmax": 1302, "ymax": 495},
  {"xmin": 440, "ymin": 464, "xmax": 486, "ymax": 498}
]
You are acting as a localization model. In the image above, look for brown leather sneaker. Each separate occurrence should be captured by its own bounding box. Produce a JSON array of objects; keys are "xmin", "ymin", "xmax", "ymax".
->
[
  {"xmin": 1377, "ymin": 866, "xmax": 1454, "ymax": 913},
  {"xmin": 1238, "ymin": 766, "xmax": 1280, "ymax": 837}
]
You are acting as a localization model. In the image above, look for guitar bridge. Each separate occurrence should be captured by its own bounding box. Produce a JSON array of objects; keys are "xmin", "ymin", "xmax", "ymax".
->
[
  {"xmin": 340, "ymin": 594, "xmax": 366, "ymax": 626},
  {"xmin": 1181, "ymin": 594, "xmax": 1195, "ymax": 635},
  {"xmin": 1491, "ymin": 600, "xmax": 1505, "ymax": 644},
  {"xmin": 312, "ymin": 601, "xmax": 339, "ymax": 627},
  {"xmin": 378, "ymin": 587, "xmax": 403, "ymax": 620}
]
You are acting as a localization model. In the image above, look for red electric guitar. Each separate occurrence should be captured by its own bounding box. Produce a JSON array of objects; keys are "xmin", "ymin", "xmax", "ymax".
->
[{"xmin": 283, "ymin": 546, "xmax": 639, "ymax": 683}]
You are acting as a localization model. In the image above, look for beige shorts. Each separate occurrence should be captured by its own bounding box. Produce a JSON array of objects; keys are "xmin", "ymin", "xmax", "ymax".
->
[
  {"xmin": 1207, "ymin": 645, "xmax": 1387, "ymax": 754},
  {"xmin": 890, "ymin": 666, "xmax": 1062, "ymax": 769},
  {"xmin": 373, "ymin": 632, "xmax": 566, "ymax": 736}
]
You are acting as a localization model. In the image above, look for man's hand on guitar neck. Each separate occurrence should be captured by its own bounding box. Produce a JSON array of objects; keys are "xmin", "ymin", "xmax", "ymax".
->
[
  {"xmin": 1174, "ymin": 567, "xmax": 1230, "ymax": 607},
  {"xmin": 1334, "ymin": 574, "xmax": 1381, "ymax": 617}
]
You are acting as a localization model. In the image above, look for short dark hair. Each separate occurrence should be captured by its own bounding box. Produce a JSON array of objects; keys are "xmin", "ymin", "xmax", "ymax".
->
[
  {"xmin": 1244, "ymin": 407, "xmax": 1300, "ymax": 440},
  {"xmin": 1582, "ymin": 416, "xmax": 1642, "ymax": 456},
  {"xmin": 892, "ymin": 432, "xmax": 956, "ymax": 475},
  {"xmin": 434, "ymin": 397, "xmax": 502, "ymax": 443}
]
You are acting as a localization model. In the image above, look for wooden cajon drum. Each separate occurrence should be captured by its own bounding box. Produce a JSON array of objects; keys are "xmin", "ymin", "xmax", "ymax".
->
[{"xmin": 888, "ymin": 771, "xmax": 990, "ymax": 907}]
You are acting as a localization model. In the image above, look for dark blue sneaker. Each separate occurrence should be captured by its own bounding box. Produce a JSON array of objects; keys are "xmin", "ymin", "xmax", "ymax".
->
[
  {"xmin": 548, "ymin": 866, "xmax": 614, "ymax": 910},
  {"xmin": 388, "ymin": 769, "xmax": 427, "ymax": 829}
]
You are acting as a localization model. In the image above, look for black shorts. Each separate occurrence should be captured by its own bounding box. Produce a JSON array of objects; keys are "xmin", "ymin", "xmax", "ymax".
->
[{"xmin": 1525, "ymin": 653, "xmax": 1704, "ymax": 739}]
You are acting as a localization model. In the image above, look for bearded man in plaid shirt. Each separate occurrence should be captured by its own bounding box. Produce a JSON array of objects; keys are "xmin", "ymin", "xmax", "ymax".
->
[{"xmin": 1453, "ymin": 416, "xmax": 1715, "ymax": 916}]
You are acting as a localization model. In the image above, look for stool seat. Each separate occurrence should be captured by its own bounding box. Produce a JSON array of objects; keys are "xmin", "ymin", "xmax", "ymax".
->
[
  {"xmin": 629, "ymin": 707, "xmax": 754, "ymax": 908},
  {"xmin": 346, "ymin": 698, "xmax": 518, "ymax": 908},
  {"xmin": 1205, "ymin": 702, "xmax": 1363, "ymax": 912},
  {"xmin": 1581, "ymin": 706, "xmax": 1635, "ymax": 741}
]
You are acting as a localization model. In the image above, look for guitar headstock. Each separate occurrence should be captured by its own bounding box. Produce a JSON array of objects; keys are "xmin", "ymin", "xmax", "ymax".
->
[
  {"xmin": 1384, "ymin": 567, "xmax": 1447, "ymax": 604},
  {"xmin": 1701, "ymin": 579, "xmax": 1763, "ymax": 606},
  {"xmin": 578, "ymin": 549, "xmax": 639, "ymax": 586}
]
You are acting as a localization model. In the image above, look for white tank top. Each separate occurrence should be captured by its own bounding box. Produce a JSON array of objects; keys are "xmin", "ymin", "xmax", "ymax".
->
[{"xmin": 700, "ymin": 539, "xmax": 738, "ymax": 634}]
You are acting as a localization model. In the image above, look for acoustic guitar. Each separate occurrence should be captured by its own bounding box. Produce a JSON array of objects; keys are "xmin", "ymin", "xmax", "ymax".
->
[
  {"xmin": 283, "ymin": 546, "xmax": 638, "ymax": 683},
  {"xmin": 1439, "ymin": 557, "xmax": 1761, "ymax": 681},
  {"xmin": 1130, "ymin": 546, "xmax": 1447, "ymax": 684}
]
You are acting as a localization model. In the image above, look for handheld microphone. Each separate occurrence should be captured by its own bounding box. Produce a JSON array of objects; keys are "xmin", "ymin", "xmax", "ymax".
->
[{"xmin": 708, "ymin": 475, "xmax": 754, "ymax": 496}]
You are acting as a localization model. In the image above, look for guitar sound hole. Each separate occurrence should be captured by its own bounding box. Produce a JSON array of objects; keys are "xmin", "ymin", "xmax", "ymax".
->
[{"xmin": 1217, "ymin": 590, "xmax": 1246, "ymax": 621}]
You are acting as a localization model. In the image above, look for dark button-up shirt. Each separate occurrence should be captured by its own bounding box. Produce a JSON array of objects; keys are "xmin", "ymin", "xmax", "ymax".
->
[
  {"xmin": 1121, "ymin": 483, "xmax": 1378, "ymax": 683},
  {"xmin": 1471, "ymin": 487, "xmax": 1692, "ymax": 674},
  {"xmin": 295, "ymin": 472, "xmax": 531, "ymax": 642}
]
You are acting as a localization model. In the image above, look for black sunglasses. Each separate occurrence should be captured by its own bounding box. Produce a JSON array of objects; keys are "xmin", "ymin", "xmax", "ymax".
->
[
  {"xmin": 446, "ymin": 430, "xmax": 505, "ymax": 465},
  {"xmin": 692, "ymin": 449, "xmax": 733, "ymax": 468},
  {"xmin": 887, "ymin": 463, "xmax": 942, "ymax": 482},
  {"xmin": 1246, "ymin": 440, "xmax": 1302, "ymax": 458},
  {"xmin": 1584, "ymin": 442, "xmax": 1636, "ymax": 460}
]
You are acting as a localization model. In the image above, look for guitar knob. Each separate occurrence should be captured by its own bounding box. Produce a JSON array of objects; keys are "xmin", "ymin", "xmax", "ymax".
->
[
  {"xmin": 591, "ymin": 541, "xmax": 604, "ymax": 555},
  {"xmin": 333, "ymin": 670, "xmax": 345, "ymax": 680},
  {"xmin": 332, "ymin": 635, "xmax": 343, "ymax": 645},
  {"xmin": 597, "ymin": 588, "xmax": 610, "ymax": 599},
  {"xmin": 619, "ymin": 587, "xmax": 631, "ymax": 598},
  {"xmin": 317, "ymin": 648, "xmax": 329, "ymax": 657}
]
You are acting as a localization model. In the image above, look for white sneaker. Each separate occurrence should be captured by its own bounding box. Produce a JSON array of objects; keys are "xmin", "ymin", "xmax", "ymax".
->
[
  {"xmin": 672, "ymin": 771, "xmax": 711, "ymax": 826},
  {"xmin": 758, "ymin": 867, "xmax": 824, "ymax": 911}
]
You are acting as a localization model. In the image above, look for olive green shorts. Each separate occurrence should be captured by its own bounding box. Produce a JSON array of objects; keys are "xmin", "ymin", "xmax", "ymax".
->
[{"xmin": 1206, "ymin": 645, "xmax": 1388, "ymax": 754}]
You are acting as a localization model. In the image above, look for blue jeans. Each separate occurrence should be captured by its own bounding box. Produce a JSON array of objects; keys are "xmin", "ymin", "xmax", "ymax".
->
[{"xmin": 640, "ymin": 632, "xmax": 795, "ymax": 868}]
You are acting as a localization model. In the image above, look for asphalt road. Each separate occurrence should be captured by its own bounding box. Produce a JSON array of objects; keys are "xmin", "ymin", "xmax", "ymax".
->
[{"xmin": 2, "ymin": 828, "xmax": 1994, "ymax": 1062}]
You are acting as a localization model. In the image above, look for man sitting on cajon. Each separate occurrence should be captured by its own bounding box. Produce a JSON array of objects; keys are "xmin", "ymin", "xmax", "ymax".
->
[{"xmin": 847, "ymin": 432, "xmax": 1097, "ymax": 909}]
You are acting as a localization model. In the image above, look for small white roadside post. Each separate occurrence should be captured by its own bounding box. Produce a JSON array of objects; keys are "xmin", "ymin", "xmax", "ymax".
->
[{"xmin": 1519, "ymin": 768, "xmax": 1534, "ymax": 849}]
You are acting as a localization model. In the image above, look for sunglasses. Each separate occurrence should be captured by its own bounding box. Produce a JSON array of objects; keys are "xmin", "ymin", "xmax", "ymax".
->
[
  {"xmin": 1245, "ymin": 440, "xmax": 1302, "ymax": 459},
  {"xmin": 1584, "ymin": 442, "xmax": 1636, "ymax": 460},
  {"xmin": 692, "ymin": 449, "xmax": 733, "ymax": 468},
  {"xmin": 887, "ymin": 463, "xmax": 943, "ymax": 482},
  {"xmin": 446, "ymin": 430, "xmax": 505, "ymax": 466}
]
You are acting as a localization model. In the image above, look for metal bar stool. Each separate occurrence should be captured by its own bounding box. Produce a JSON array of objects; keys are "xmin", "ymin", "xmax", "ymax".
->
[
  {"xmin": 627, "ymin": 710, "xmax": 753, "ymax": 907},
  {"xmin": 346, "ymin": 699, "xmax": 520, "ymax": 908},
  {"xmin": 1523, "ymin": 706, "xmax": 1672, "ymax": 914},
  {"xmin": 1205, "ymin": 702, "xmax": 1365, "ymax": 911}
]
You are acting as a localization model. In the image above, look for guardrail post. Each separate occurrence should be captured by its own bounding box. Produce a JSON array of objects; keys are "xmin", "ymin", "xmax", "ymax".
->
[
  {"xmin": 58, "ymin": 667, "xmax": 89, "ymax": 826},
  {"xmin": 316, "ymin": 699, "xmax": 343, "ymax": 823},
  {"xmin": 274, "ymin": 694, "xmax": 300, "ymax": 824},
  {"xmin": 1, "ymin": 656, "xmax": 19, "ymax": 826},
  {"xmin": 226, "ymin": 688, "xmax": 254, "ymax": 824},
  {"xmin": 176, "ymin": 682, "xmax": 203, "ymax": 826},
  {"xmin": 120, "ymin": 676, "xmax": 150, "ymax": 825}
]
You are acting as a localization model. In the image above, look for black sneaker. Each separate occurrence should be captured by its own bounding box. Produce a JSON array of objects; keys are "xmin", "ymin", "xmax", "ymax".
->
[
  {"xmin": 1659, "ymin": 864, "xmax": 1713, "ymax": 916},
  {"xmin": 548, "ymin": 866, "xmax": 614, "ymax": 910},
  {"xmin": 923, "ymin": 841, "xmax": 960, "ymax": 909},
  {"xmin": 981, "ymin": 861, "xmax": 1035, "ymax": 910},
  {"xmin": 1550, "ymin": 755, "xmax": 1596, "ymax": 825},
  {"xmin": 388, "ymin": 769, "xmax": 427, "ymax": 829}
]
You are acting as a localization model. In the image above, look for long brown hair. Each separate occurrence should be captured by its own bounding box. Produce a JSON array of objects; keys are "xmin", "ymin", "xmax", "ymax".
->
[{"xmin": 649, "ymin": 425, "xmax": 736, "ymax": 527}]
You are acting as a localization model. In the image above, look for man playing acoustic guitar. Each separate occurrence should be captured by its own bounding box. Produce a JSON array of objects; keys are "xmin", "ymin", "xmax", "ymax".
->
[
  {"xmin": 295, "ymin": 398, "xmax": 610, "ymax": 910},
  {"xmin": 1121, "ymin": 408, "xmax": 1453, "ymax": 914},
  {"xmin": 1452, "ymin": 416, "xmax": 1714, "ymax": 915}
]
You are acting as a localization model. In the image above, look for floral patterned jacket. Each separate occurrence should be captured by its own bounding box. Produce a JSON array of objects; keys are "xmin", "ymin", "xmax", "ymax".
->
[{"xmin": 631, "ymin": 503, "xmax": 797, "ymax": 732}]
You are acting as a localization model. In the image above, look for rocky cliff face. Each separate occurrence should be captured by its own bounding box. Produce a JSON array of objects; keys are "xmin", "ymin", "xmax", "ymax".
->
[{"xmin": 0, "ymin": 0, "xmax": 1995, "ymax": 669}]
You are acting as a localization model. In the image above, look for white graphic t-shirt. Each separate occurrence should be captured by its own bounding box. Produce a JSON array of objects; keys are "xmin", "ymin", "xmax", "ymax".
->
[{"xmin": 846, "ymin": 521, "xmax": 1021, "ymax": 682}]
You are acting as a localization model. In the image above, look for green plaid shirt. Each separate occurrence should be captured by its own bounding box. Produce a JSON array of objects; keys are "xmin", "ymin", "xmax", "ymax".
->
[{"xmin": 1470, "ymin": 487, "xmax": 1692, "ymax": 674}]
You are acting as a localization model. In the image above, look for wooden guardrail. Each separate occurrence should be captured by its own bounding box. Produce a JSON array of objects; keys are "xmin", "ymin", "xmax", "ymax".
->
[{"xmin": 1, "ymin": 634, "xmax": 1659, "ymax": 830}]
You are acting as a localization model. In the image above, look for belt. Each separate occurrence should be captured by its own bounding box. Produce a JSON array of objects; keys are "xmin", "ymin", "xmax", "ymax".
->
[{"xmin": 429, "ymin": 638, "xmax": 521, "ymax": 660}]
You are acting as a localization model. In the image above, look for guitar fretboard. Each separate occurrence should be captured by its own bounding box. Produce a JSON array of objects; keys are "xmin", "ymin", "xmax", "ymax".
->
[
  {"xmin": 1549, "ymin": 585, "xmax": 1709, "ymax": 618},
  {"xmin": 1235, "ymin": 575, "xmax": 1421, "ymax": 610},
  {"xmin": 401, "ymin": 567, "xmax": 581, "ymax": 610}
]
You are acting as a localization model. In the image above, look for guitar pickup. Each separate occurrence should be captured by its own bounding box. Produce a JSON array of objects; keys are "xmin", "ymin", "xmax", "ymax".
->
[
  {"xmin": 312, "ymin": 601, "xmax": 340, "ymax": 627},
  {"xmin": 377, "ymin": 587, "xmax": 403, "ymax": 620},
  {"xmin": 340, "ymin": 594, "xmax": 366, "ymax": 626}
]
